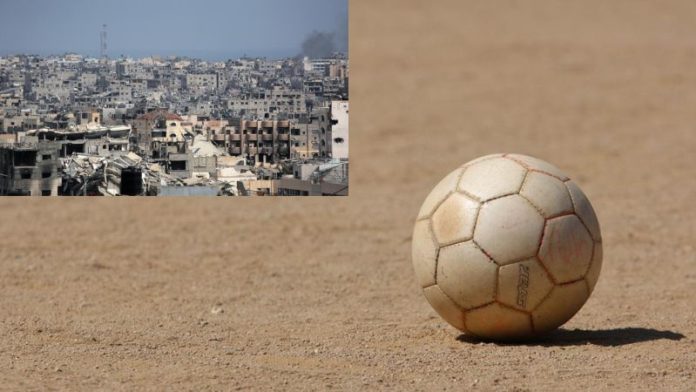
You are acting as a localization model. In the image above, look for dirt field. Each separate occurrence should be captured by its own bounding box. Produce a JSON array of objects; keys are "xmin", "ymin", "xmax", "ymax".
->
[{"xmin": 2, "ymin": 0, "xmax": 696, "ymax": 390}]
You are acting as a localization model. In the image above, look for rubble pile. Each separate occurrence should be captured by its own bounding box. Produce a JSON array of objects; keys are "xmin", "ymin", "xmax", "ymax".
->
[{"xmin": 59, "ymin": 152, "xmax": 244, "ymax": 196}]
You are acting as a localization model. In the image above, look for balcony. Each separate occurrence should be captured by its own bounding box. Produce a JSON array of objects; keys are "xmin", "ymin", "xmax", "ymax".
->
[
  {"xmin": 212, "ymin": 134, "xmax": 226, "ymax": 142},
  {"xmin": 278, "ymin": 134, "xmax": 290, "ymax": 141},
  {"xmin": 246, "ymin": 134, "xmax": 258, "ymax": 141},
  {"xmin": 278, "ymin": 120, "xmax": 290, "ymax": 127},
  {"xmin": 261, "ymin": 120, "xmax": 274, "ymax": 128},
  {"xmin": 230, "ymin": 147, "xmax": 242, "ymax": 155},
  {"xmin": 248, "ymin": 147, "xmax": 258, "ymax": 155},
  {"xmin": 230, "ymin": 134, "xmax": 241, "ymax": 141},
  {"xmin": 261, "ymin": 134, "xmax": 273, "ymax": 141},
  {"xmin": 245, "ymin": 121, "xmax": 258, "ymax": 128}
]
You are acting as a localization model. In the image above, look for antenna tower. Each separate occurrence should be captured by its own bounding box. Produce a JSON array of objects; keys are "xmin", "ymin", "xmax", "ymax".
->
[{"xmin": 100, "ymin": 24, "xmax": 108, "ymax": 59}]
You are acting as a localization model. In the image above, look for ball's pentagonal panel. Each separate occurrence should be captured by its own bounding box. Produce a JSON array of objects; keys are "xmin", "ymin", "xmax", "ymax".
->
[
  {"xmin": 431, "ymin": 193, "xmax": 479, "ymax": 246},
  {"xmin": 411, "ymin": 220, "xmax": 439, "ymax": 288},
  {"xmin": 458, "ymin": 158, "xmax": 527, "ymax": 201},
  {"xmin": 474, "ymin": 195, "xmax": 544, "ymax": 265},
  {"xmin": 465, "ymin": 303, "xmax": 533, "ymax": 340},
  {"xmin": 437, "ymin": 241, "xmax": 497, "ymax": 309},
  {"xmin": 585, "ymin": 242, "xmax": 603, "ymax": 292},
  {"xmin": 519, "ymin": 171, "xmax": 574, "ymax": 218},
  {"xmin": 566, "ymin": 181, "xmax": 602, "ymax": 242},
  {"xmin": 532, "ymin": 280, "xmax": 588, "ymax": 333},
  {"xmin": 497, "ymin": 258, "xmax": 553, "ymax": 312},
  {"xmin": 461, "ymin": 153, "xmax": 504, "ymax": 168},
  {"xmin": 505, "ymin": 154, "xmax": 569, "ymax": 181},
  {"xmin": 423, "ymin": 285, "xmax": 466, "ymax": 331},
  {"xmin": 538, "ymin": 215, "xmax": 594, "ymax": 284},
  {"xmin": 417, "ymin": 168, "xmax": 464, "ymax": 220}
]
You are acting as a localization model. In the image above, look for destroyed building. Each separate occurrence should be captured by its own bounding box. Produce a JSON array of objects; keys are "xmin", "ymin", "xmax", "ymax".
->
[
  {"xmin": 0, "ymin": 142, "xmax": 61, "ymax": 196},
  {"xmin": 25, "ymin": 126, "xmax": 132, "ymax": 157}
]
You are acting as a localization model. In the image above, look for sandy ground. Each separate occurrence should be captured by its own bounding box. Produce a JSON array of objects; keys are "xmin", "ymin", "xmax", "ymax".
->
[{"xmin": 2, "ymin": 0, "xmax": 696, "ymax": 390}]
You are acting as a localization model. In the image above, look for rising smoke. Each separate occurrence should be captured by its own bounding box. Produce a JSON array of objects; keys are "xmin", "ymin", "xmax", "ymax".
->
[
  {"xmin": 301, "ymin": 31, "xmax": 337, "ymax": 59},
  {"xmin": 300, "ymin": 9, "xmax": 348, "ymax": 59}
]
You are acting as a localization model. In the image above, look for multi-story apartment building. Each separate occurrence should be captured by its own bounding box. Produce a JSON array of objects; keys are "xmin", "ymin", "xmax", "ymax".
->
[{"xmin": 0, "ymin": 142, "xmax": 61, "ymax": 196}]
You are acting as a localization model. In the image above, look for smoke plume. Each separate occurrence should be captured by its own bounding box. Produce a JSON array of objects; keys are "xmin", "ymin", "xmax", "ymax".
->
[{"xmin": 301, "ymin": 31, "xmax": 337, "ymax": 59}]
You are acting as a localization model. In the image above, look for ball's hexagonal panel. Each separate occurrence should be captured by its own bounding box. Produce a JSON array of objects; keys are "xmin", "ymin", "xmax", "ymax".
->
[
  {"xmin": 431, "ymin": 193, "xmax": 479, "ymax": 246},
  {"xmin": 462, "ymin": 153, "xmax": 504, "ymax": 168},
  {"xmin": 437, "ymin": 241, "xmax": 497, "ymax": 309},
  {"xmin": 423, "ymin": 285, "xmax": 466, "ymax": 331},
  {"xmin": 519, "ymin": 171, "xmax": 574, "ymax": 218},
  {"xmin": 417, "ymin": 168, "xmax": 464, "ymax": 220},
  {"xmin": 585, "ymin": 242, "xmax": 603, "ymax": 293},
  {"xmin": 505, "ymin": 154, "xmax": 569, "ymax": 181},
  {"xmin": 411, "ymin": 220, "xmax": 439, "ymax": 288},
  {"xmin": 497, "ymin": 258, "xmax": 553, "ymax": 312},
  {"xmin": 538, "ymin": 215, "xmax": 594, "ymax": 284},
  {"xmin": 566, "ymin": 181, "xmax": 602, "ymax": 242},
  {"xmin": 474, "ymin": 195, "xmax": 545, "ymax": 265},
  {"xmin": 465, "ymin": 302, "xmax": 533, "ymax": 340},
  {"xmin": 458, "ymin": 157, "xmax": 527, "ymax": 201},
  {"xmin": 532, "ymin": 280, "xmax": 588, "ymax": 333}
]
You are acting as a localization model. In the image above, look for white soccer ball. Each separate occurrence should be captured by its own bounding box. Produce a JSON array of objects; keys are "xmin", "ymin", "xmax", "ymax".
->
[{"xmin": 412, "ymin": 154, "xmax": 602, "ymax": 340}]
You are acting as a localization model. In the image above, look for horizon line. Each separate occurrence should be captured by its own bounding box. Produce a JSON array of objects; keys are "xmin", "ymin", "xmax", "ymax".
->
[{"xmin": 0, "ymin": 51, "xmax": 349, "ymax": 62}]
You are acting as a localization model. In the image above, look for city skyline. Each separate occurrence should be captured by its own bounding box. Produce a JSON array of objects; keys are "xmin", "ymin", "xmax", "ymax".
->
[{"xmin": 0, "ymin": 0, "xmax": 348, "ymax": 60}]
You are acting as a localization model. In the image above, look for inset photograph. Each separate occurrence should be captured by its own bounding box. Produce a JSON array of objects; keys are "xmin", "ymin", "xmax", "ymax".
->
[{"xmin": 0, "ymin": 0, "xmax": 348, "ymax": 196}]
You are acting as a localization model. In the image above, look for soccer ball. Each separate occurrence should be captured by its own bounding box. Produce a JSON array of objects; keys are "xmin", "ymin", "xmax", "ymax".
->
[{"xmin": 412, "ymin": 154, "xmax": 602, "ymax": 340}]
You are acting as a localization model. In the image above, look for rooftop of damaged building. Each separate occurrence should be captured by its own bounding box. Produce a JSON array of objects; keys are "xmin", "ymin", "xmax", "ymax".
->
[
  {"xmin": 25, "ymin": 125, "xmax": 131, "ymax": 139},
  {"xmin": 191, "ymin": 134, "xmax": 226, "ymax": 157},
  {"xmin": 137, "ymin": 109, "xmax": 183, "ymax": 122}
]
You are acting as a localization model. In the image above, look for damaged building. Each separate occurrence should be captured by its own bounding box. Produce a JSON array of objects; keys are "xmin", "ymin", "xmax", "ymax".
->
[
  {"xmin": 26, "ymin": 125, "xmax": 132, "ymax": 157},
  {"xmin": 0, "ymin": 142, "xmax": 61, "ymax": 196}
]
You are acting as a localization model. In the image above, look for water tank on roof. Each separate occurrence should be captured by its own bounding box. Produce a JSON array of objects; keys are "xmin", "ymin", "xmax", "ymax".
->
[{"xmin": 120, "ymin": 167, "xmax": 142, "ymax": 196}]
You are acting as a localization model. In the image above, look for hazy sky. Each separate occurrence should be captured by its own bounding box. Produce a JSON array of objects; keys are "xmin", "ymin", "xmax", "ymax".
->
[{"xmin": 0, "ymin": 0, "xmax": 348, "ymax": 59}]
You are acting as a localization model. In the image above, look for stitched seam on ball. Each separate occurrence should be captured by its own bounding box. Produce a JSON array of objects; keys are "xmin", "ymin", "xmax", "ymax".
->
[
  {"xmin": 432, "ymin": 246, "xmax": 441, "ymax": 285},
  {"xmin": 517, "ymin": 169, "xmax": 530, "ymax": 194},
  {"xmin": 531, "ymin": 285, "xmax": 556, "ymax": 314},
  {"xmin": 574, "ymin": 209, "xmax": 597, "ymax": 243},
  {"xmin": 493, "ymin": 265, "xmax": 500, "ymax": 302},
  {"xmin": 535, "ymin": 220, "xmax": 558, "ymax": 285},
  {"xmin": 529, "ymin": 169, "xmax": 566, "ymax": 182},
  {"xmin": 546, "ymin": 211, "xmax": 575, "ymax": 220},
  {"xmin": 464, "ymin": 300, "xmax": 496, "ymax": 312},
  {"xmin": 433, "ymin": 284, "xmax": 473, "ymax": 334},
  {"xmin": 558, "ymin": 277, "xmax": 586, "ymax": 286},
  {"xmin": 581, "ymin": 240, "xmax": 598, "ymax": 280},
  {"xmin": 456, "ymin": 166, "xmax": 484, "ymax": 203},
  {"xmin": 501, "ymin": 255, "xmax": 538, "ymax": 266},
  {"xmin": 456, "ymin": 188, "xmax": 482, "ymax": 203},
  {"xmin": 482, "ymin": 191, "xmax": 518, "ymax": 204},
  {"xmin": 518, "ymin": 192, "xmax": 545, "ymax": 218},
  {"xmin": 472, "ymin": 239, "xmax": 500, "ymax": 266},
  {"xmin": 421, "ymin": 189, "xmax": 454, "ymax": 221},
  {"xmin": 565, "ymin": 182, "xmax": 597, "ymax": 240},
  {"xmin": 497, "ymin": 300, "xmax": 533, "ymax": 316},
  {"xmin": 502, "ymin": 155, "xmax": 567, "ymax": 182},
  {"xmin": 428, "ymin": 190, "xmax": 453, "ymax": 242},
  {"xmin": 565, "ymin": 181, "xmax": 578, "ymax": 215},
  {"xmin": 437, "ymin": 284, "xmax": 469, "ymax": 314},
  {"xmin": 501, "ymin": 154, "xmax": 530, "ymax": 170}
]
